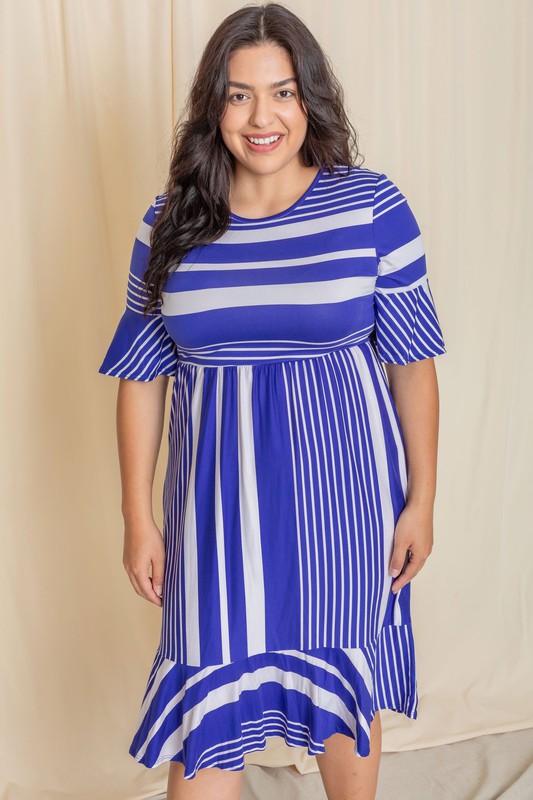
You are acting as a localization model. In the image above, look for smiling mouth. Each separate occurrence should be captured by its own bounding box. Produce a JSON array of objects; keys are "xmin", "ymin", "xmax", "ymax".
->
[{"xmin": 243, "ymin": 134, "xmax": 283, "ymax": 145}]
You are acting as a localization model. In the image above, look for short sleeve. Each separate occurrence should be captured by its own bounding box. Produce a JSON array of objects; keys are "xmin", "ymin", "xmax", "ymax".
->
[
  {"xmin": 97, "ymin": 197, "xmax": 179, "ymax": 381},
  {"xmin": 371, "ymin": 174, "xmax": 447, "ymax": 365}
]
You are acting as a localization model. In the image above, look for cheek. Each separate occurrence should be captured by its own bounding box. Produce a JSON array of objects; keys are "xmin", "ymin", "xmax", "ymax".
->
[
  {"xmin": 290, "ymin": 114, "xmax": 309, "ymax": 140},
  {"xmin": 283, "ymin": 106, "xmax": 308, "ymax": 131},
  {"xmin": 219, "ymin": 107, "xmax": 238, "ymax": 134},
  {"xmin": 220, "ymin": 107, "xmax": 243, "ymax": 136}
]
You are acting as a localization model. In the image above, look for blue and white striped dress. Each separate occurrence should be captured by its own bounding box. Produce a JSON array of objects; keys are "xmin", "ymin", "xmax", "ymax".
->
[{"xmin": 98, "ymin": 163, "xmax": 446, "ymax": 779}]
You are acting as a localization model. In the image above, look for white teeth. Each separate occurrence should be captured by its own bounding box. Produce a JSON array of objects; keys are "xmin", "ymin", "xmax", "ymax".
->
[{"xmin": 246, "ymin": 135, "xmax": 281, "ymax": 145}]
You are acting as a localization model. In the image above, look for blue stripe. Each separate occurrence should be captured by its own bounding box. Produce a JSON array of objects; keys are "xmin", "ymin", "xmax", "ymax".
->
[
  {"xmin": 219, "ymin": 370, "xmax": 249, "ymax": 661},
  {"xmin": 253, "ymin": 366, "xmax": 302, "ymax": 649}
]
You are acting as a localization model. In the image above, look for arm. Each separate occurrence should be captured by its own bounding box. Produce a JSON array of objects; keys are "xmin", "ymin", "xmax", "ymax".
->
[
  {"xmin": 385, "ymin": 358, "xmax": 440, "ymax": 593},
  {"xmin": 117, "ymin": 374, "xmax": 169, "ymax": 606}
]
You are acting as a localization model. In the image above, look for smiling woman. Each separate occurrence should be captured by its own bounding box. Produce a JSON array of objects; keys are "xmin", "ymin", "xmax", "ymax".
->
[
  {"xmin": 98, "ymin": 3, "xmax": 446, "ymax": 799},
  {"xmin": 220, "ymin": 45, "xmax": 319, "ymax": 218}
]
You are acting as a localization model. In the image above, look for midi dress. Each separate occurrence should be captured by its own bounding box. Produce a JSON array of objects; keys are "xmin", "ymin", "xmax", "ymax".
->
[{"xmin": 98, "ymin": 163, "xmax": 447, "ymax": 780}]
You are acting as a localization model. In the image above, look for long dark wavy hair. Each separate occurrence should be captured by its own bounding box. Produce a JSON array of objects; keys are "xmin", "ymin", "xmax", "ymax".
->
[{"xmin": 142, "ymin": 1, "xmax": 364, "ymax": 315}]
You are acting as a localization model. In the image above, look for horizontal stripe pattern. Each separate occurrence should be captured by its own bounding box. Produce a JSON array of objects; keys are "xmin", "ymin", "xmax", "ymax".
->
[
  {"xmin": 98, "ymin": 203, "xmax": 179, "ymax": 380},
  {"xmin": 98, "ymin": 165, "xmax": 447, "ymax": 373},
  {"xmin": 162, "ymin": 274, "xmax": 377, "ymax": 316},
  {"xmin": 161, "ymin": 329, "xmax": 375, "ymax": 365},
  {"xmin": 128, "ymin": 638, "xmax": 417, "ymax": 778},
  {"xmin": 372, "ymin": 174, "xmax": 447, "ymax": 364},
  {"xmin": 97, "ymin": 164, "xmax": 444, "ymax": 776}
]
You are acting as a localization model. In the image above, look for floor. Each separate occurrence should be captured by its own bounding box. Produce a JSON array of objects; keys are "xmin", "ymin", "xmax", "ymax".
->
[{"xmin": 150, "ymin": 727, "xmax": 533, "ymax": 800}]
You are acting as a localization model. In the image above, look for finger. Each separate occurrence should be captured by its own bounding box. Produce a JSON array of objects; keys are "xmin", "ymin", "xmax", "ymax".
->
[
  {"xmin": 391, "ymin": 559, "xmax": 422, "ymax": 594},
  {"xmin": 138, "ymin": 571, "xmax": 163, "ymax": 606},
  {"xmin": 389, "ymin": 544, "xmax": 411, "ymax": 578},
  {"xmin": 126, "ymin": 566, "xmax": 163, "ymax": 607},
  {"xmin": 151, "ymin": 563, "xmax": 165, "ymax": 600}
]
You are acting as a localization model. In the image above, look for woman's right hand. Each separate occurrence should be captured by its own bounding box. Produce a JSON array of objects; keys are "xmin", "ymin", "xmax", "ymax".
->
[{"xmin": 122, "ymin": 519, "xmax": 166, "ymax": 607}]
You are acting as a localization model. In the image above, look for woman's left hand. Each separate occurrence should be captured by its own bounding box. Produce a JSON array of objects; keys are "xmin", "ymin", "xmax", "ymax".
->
[{"xmin": 389, "ymin": 500, "xmax": 434, "ymax": 594}]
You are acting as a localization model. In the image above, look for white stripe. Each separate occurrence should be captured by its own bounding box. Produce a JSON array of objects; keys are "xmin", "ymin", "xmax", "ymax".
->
[
  {"xmin": 193, "ymin": 714, "xmax": 322, "ymax": 772},
  {"xmin": 306, "ymin": 357, "xmax": 342, "ymax": 644},
  {"xmin": 101, "ymin": 318, "xmax": 168, "ymax": 378},
  {"xmin": 280, "ymin": 367, "xmax": 306, "ymax": 650},
  {"xmin": 162, "ymin": 370, "xmax": 187, "ymax": 658},
  {"xmin": 349, "ymin": 350, "xmax": 383, "ymax": 639},
  {"xmin": 215, "ymin": 370, "xmax": 231, "ymax": 663},
  {"xmin": 171, "ymin": 328, "xmax": 373, "ymax": 357},
  {"xmin": 295, "ymin": 191, "xmax": 374, "ymax": 217},
  {"xmin": 368, "ymin": 354, "xmax": 408, "ymax": 495},
  {"xmin": 155, "ymin": 663, "xmax": 365, "ymax": 765},
  {"xmin": 331, "ymin": 351, "xmax": 364, "ymax": 643},
  {"xmin": 284, "ymin": 362, "xmax": 316, "ymax": 647},
  {"xmin": 387, "ymin": 632, "xmax": 402, "ymax": 699},
  {"xmin": 128, "ymin": 271, "xmax": 149, "ymax": 289},
  {"xmin": 280, "ymin": 647, "xmax": 374, "ymax": 696},
  {"xmin": 137, "ymin": 641, "xmax": 373, "ymax": 759},
  {"xmin": 377, "ymin": 235, "xmax": 424, "ymax": 276},
  {"xmin": 393, "ymin": 590, "xmax": 404, "ymax": 624},
  {"xmin": 134, "ymin": 655, "xmax": 175, "ymax": 734},
  {"xmin": 175, "ymin": 332, "xmax": 374, "ymax": 365},
  {"xmin": 217, "ymin": 207, "xmax": 372, "ymax": 243},
  {"xmin": 299, "ymin": 361, "xmax": 327, "ymax": 646},
  {"xmin": 183, "ymin": 370, "xmax": 204, "ymax": 664},
  {"xmin": 176, "ymin": 373, "xmax": 191, "ymax": 659},
  {"xmin": 375, "ymin": 273, "xmax": 429, "ymax": 294},
  {"xmin": 178, "ymin": 247, "xmax": 375, "ymax": 273},
  {"xmin": 162, "ymin": 275, "xmax": 376, "ymax": 317},
  {"xmin": 136, "ymin": 216, "xmax": 154, "ymax": 247},
  {"xmin": 237, "ymin": 367, "xmax": 266, "ymax": 656},
  {"xmin": 351, "ymin": 347, "xmax": 400, "ymax": 631},
  {"xmin": 312, "ymin": 178, "xmax": 375, "ymax": 201}
]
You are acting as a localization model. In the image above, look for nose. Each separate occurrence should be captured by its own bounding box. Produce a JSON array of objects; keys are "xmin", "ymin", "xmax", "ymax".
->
[{"xmin": 248, "ymin": 94, "xmax": 275, "ymax": 129}]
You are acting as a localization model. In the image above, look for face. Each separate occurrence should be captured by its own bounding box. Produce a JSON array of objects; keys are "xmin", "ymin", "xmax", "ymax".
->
[{"xmin": 219, "ymin": 42, "xmax": 309, "ymax": 177}]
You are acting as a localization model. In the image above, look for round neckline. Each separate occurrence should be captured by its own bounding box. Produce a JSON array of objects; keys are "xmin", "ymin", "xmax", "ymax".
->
[{"xmin": 229, "ymin": 164, "xmax": 324, "ymax": 222}]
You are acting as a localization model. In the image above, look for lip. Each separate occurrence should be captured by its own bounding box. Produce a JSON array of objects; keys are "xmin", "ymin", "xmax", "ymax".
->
[
  {"xmin": 242, "ymin": 133, "xmax": 285, "ymax": 153},
  {"xmin": 242, "ymin": 132, "xmax": 284, "ymax": 138}
]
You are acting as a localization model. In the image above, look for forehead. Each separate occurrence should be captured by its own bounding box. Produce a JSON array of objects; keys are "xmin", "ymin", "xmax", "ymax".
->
[{"xmin": 227, "ymin": 43, "xmax": 294, "ymax": 79}]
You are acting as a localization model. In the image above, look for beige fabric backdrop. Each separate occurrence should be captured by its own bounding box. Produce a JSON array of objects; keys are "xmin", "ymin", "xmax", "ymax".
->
[{"xmin": 1, "ymin": 0, "xmax": 532, "ymax": 798}]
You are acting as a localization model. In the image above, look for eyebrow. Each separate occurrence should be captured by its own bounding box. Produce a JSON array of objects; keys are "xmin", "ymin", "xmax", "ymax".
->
[{"xmin": 228, "ymin": 78, "xmax": 297, "ymax": 90}]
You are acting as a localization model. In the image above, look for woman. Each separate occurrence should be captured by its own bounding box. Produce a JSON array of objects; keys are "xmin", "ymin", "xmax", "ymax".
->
[{"xmin": 99, "ymin": 3, "xmax": 446, "ymax": 799}]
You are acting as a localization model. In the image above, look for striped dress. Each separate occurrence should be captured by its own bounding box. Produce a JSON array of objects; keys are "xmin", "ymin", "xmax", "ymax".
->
[{"xmin": 98, "ymin": 163, "xmax": 447, "ymax": 780}]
